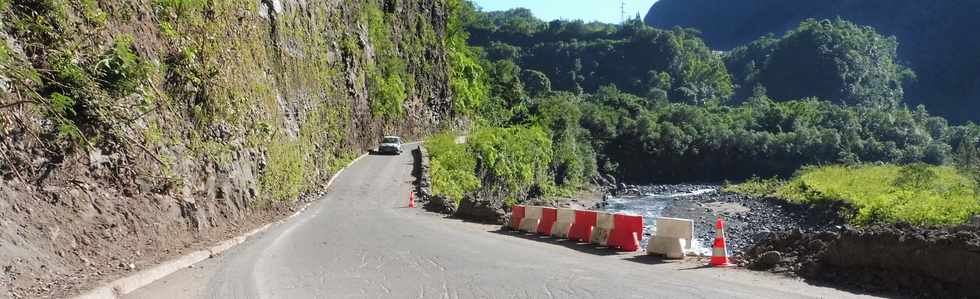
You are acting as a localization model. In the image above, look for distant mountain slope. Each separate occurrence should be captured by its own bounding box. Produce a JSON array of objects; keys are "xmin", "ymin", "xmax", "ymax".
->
[{"xmin": 645, "ymin": 0, "xmax": 980, "ymax": 123}]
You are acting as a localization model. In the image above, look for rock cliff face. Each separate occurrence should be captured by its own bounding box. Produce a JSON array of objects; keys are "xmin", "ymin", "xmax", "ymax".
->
[
  {"xmin": 0, "ymin": 0, "xmax": 457, "ymax": 297},
  {"xmin": 644, "ymin": 0, "xmax": 980, "ymax": 123}
]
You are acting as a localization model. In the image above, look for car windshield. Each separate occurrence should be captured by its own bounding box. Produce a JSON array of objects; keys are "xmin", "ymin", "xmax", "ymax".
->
[{"xmin": 382, "ymin": 137, "xmax": 399, "ymax": 144}]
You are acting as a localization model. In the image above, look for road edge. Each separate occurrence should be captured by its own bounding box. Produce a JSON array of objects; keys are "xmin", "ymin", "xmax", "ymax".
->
[{"xmin": 73, "ymin": 151, "xmax": 373, "ymax": 299}]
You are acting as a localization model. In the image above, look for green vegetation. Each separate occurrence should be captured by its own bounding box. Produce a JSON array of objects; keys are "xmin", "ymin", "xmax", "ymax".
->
[
  {"xmin": 465, "ymin": 11, "xmax": 732, "ymax": 105},
  {"xmin": 585, "ymin": 88, "xmax": 964, "ymax": 181},
  {"xmin": 364, "ymin": 2, "xmax": 409, "ymax": 118},
  {"xmin": 428, "ymin": 126, "xmax": 557, "ymax": 206},
  {"xmin": 645, "ymin": 0, "xmax": 980, "ymax": 124},
  {"xmin": 98, "ymin": 36, "xmax": 152, "ymax": 96},
  {"xmin": 433, "ymin": 2, "xmax": 980, "ymax": 225},
  {"xmin": 446, "ymin": 0, "xmax": 488, "ymax": 115},
  {"xmin": 259, "ymin": 140, "xmax": 307, "ymax": 203},
  {"xmin": 0, "ymin": 41, "xmax": 9, "ymax": 66},
  {"xmin": 427, "ymin": 134, "xmax": 480, "ymax": 204},
  {"xmin": 79, "ymin": 0, "xmax": 106, "ymax": 24},
  {"xmin": 727, "ymin": 164, "xmax": 980, "ymax": 226},
  {"xmin": 457, "ymin": 5, "xmax": 980, "ymax": 183},
  {"xmin": 469, "ymin": 126, "xmax": 553, "ymax": 203},
  {"xmin": 725, "ymin": 19, "xmax": 914, "ymax": 109}
]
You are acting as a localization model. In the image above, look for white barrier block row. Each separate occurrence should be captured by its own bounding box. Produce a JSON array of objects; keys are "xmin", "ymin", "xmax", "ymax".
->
[
  {"xmin": 519, "ymin": 206, "xmax": 543, "ymax": 232},
  {"xmin": 590, "ymin": 212, "xmax": 615, "ymax": 246},
  {"xmin": 551, "ymin": 208, "xmax": 575, "ymax": 238}
]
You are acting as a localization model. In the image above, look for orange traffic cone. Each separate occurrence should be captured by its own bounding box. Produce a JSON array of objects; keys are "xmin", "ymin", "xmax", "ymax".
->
[
  {"xmin": 710, "ymin": 217, "xmax": 735, "ymax": 267},
  {"xmin": 409, "ymin": 191, "xmax": 416, "ymax": 208}
]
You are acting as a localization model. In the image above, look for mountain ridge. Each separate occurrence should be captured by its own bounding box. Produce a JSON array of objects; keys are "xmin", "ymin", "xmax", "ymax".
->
[{"xmin": 645, "ymin": 0, "xmax": 980, "ymax": 123}]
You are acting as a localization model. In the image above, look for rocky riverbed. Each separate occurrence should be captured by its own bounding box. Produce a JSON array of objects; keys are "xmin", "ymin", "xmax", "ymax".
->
[{"xmin": 594, "ymin": 184, "xmax": 847, "ymax": 254}]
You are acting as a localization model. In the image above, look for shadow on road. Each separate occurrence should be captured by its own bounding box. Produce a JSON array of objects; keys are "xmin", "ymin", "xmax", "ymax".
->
[
  {"xmin": 491, "ymin": 228, "xmax": 658, "ymax": 258},
  {"xmin": 368, "ymin": 150, "xmax": 401, "ymax": 156},
  {"xmin": 623, "ymin": 255, "xmax": 670, "ymax": 265}
]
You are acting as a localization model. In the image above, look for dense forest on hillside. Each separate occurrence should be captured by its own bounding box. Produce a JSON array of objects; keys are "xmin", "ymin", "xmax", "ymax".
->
[
  {"xmin": 438, "ymin": 2, "xmax": 980, "ymax": 188},
  {"xmin": 644, "ymin": 0, "xmax": 980, "ymax": 124}
]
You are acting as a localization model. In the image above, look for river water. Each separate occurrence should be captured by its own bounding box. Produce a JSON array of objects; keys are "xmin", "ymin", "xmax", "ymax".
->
[{"xmin": 599, "ymin": 188, "xmax": 717, "ymax": 255}]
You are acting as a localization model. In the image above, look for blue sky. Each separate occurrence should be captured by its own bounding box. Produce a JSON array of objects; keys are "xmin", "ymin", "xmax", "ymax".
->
[{"xmin": 472, "ymin": 0, "xmax": 657, "ymax": 24}]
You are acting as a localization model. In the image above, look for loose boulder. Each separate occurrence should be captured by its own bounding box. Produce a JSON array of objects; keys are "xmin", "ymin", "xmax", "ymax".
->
[{"xmin": 455, "ymin": 195, "xmax": 505, "ymax": 224}]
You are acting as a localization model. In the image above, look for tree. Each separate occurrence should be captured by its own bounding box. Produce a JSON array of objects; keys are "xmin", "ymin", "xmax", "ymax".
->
[
  {"xmin": 521, "ymin": 69, "xmax": 551, "ymax": 97},
  {"xmin": 726, "ymin": 19, "xmax": 913, "ymax": 108},
  {"xmin": 954, "ymin": 141, "xmax": 980, "ymax": 190},
  {"xmin": 487, "ymin": 60, "xmax": 526, "ymax": 107}
]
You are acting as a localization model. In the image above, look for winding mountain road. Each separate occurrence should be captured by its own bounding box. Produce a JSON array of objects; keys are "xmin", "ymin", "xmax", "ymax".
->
[{"xmin": 126, "ymin": 144, "xmax": 877, "ymax": 298}]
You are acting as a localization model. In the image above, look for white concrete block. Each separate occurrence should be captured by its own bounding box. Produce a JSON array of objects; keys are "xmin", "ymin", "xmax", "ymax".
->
[
  {"xmin": 655, "ymin": 217, "xmax": 694, "ymax": 248},
  {"xmin": 647, "ymin": 236, "xmax": 685, "ymax": 259}
]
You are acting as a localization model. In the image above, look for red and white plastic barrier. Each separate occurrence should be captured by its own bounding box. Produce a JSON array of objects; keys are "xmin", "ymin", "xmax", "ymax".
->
[
  {"xmin": 550, "ymin": 208, "xmax": 575, "ymax": 238},
  {"xmin": 518, "ymin": 206, "xmax": 542, "ymax": 232},
  {"xmin": 608, "ymin": 214, "xmax": 643, "ymax": 251},
  {"xmin": 537, "ymin": 207, "xmax": 558, "ymax": 235},
  {"xmin": 510, "ymin": 205, "xmax": 525, "ymax": 230},
  {"xmin": 506, "ymin": 206, "xmax": 645, "ymax": 252},
  {"xmin": 591, "ymin": 212, "xmax": 615, "ymax": 246},
  {"xmin": 568, "ymin": 210, "xmax": 597, "ymax": 242}
]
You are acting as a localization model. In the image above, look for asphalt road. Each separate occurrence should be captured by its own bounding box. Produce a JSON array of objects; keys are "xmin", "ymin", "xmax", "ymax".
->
[{"xmin": 127, "ymin": 144, "xmax": 878, "ymax": 299}]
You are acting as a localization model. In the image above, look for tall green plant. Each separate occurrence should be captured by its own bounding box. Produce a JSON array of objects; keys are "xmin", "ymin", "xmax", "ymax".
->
[{"xmin": 427, "ymin": 134, "xmax": 480, "ymax": 204}]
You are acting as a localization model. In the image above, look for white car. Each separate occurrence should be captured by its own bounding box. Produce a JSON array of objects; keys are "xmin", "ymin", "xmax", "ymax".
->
[{"xmin": 378, "ymin": 136, "xmax": 403, "ymax": 155}]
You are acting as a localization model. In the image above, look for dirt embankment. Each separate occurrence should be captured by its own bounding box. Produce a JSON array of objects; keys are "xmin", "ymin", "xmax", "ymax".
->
[
  {"xmin": 742, "ymin": 221, "xmax": 980, "ymax": 298},
  {"xmin": 1, "ymin": 1, "xmax": 454, "ymax": 298}
]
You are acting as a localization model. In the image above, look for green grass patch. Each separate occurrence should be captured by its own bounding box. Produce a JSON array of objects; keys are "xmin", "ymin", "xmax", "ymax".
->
[
  {"xmin": 259, "ymin": 138, "xmax": 307, "ymax": 204},
  {"xmin": 723, "ymin": 177, "xmax": 784, "ymax": 198},
  {"xmin": 0, "ymin": 42, "xmax": 9, "ymax": 66},
  {"xmin": 729, "ymin": 164, "xmax": 980, "ymax": 226}
]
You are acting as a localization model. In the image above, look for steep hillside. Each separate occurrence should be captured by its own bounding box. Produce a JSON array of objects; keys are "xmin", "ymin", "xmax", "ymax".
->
[
  {"xmin": 0, "ymin": 0, "xmax": 458, "ymax": 297},
  {"xmin": 644, "ymin": 0, "xmax": 980, "ymax": 123}
]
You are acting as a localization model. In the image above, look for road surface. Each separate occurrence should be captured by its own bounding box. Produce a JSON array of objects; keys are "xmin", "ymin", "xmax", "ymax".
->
[{"xmin": 127, "ymin": 144, "xmax": 877, "ymax": 298}]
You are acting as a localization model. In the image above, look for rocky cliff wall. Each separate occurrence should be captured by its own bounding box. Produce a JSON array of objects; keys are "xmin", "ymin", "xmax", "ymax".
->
[{"xmin": 0, "ymin": 0, "xmax": 457, "ymax": 297}]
